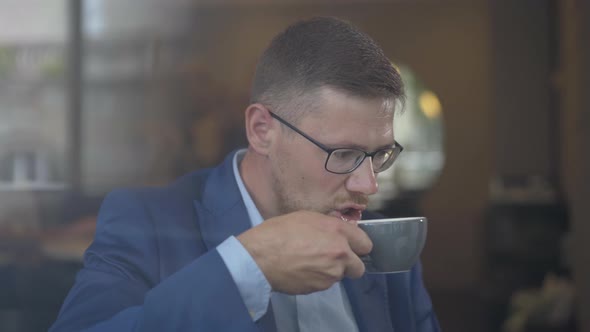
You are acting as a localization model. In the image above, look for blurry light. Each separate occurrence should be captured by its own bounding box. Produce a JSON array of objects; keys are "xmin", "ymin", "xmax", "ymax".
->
[
  {"xmin": 419, "ymin": 91, "xmax": 442, "ymax": 119},
  {"xmin": 391, "ymin": 62, "xmax": 401, "ymax": 75}
]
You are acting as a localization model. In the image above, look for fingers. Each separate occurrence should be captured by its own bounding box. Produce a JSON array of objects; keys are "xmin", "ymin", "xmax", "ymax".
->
[
  {"xmin": 330, "ymin": 219, "xmax": 372, "ymax": 280},
  {"xmin": 343, "ymin": 251, "xmax": 366, "ymax": 279},
  {"xmin": 238, "ymin": 211, "xmax": 373, "ymax": 292},
  {"xmin": 336, "ymin": 220, "xmax": 373, "ymax": 256}
]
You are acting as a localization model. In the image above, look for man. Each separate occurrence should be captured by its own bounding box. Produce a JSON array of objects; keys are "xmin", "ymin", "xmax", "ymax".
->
[{"xmin": 50, "ymin": 17, "xmax": 440, "ymax": 332}]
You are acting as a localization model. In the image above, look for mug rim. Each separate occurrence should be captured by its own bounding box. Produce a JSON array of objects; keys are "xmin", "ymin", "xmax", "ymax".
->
[{"xmin": 358, "ymin": 216, "xmax": 427, "ymax": 225}]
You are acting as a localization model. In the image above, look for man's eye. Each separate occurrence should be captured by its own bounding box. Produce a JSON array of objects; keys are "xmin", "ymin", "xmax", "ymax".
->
[{"xmin": 332, "ymin": 150, "xmax": 363, "ymax": 162}]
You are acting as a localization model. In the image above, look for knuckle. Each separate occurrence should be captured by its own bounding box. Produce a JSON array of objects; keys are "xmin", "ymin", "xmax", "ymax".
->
[
  {"xmin": 330, "ymin": 239, "xmax": 351, "ymax": 259},
  {"xmin": 328, "ymin": 245, "xmax": 349, "ymax": 260},
  {"xmin": 362, "ymin": 238, "xmax": 373, "ymax": 254},
  {"xmin": 326, "ymin": 273, "xmax": 341, "ymax": 285}
]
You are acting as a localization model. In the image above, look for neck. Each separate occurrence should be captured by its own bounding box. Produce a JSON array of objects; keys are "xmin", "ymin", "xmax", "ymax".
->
[{"xmin": 239, "ymin": 147, "xmax": 278, "ymax": 220}]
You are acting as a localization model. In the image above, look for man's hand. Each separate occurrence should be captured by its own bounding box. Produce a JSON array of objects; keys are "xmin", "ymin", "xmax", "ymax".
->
[{"xmin": 236, "ymin": 211, "xmax": 373, "ymax": 295}]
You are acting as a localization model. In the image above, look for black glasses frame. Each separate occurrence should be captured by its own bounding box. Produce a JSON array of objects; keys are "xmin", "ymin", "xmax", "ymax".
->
[{"xmin": 268, "ymin": 111, "xmax": 403, "ymax": 174}]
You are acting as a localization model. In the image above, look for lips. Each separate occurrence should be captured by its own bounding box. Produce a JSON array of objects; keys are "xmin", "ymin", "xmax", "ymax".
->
[{"xmin": 328, "ymin": 204, "xmax": 366, "ymax": 222}]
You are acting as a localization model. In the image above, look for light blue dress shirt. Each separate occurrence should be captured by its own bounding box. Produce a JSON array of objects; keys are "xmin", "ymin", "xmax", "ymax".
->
[{"xmin": 216, "ymin": 150, "xmax": 359, "ymax": 332}]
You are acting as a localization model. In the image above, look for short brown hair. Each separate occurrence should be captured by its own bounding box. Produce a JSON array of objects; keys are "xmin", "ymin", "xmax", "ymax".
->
[{"xmin": 250, "ymin": 16, "xmax": 404, "ymax": 121}]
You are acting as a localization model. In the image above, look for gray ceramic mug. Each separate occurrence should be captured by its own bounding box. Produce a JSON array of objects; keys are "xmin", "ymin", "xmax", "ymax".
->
[{"xmin": 358, "ymin": 217, "xmax": 428, "ymax": 273}]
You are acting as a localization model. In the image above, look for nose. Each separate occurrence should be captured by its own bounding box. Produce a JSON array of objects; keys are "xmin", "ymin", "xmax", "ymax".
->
[{"xmin": 345, "ymin": 157, "xmax": 378, "ymax": 195}]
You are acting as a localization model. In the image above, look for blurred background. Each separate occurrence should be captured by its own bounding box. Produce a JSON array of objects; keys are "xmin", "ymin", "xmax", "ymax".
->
[{"xmin": 0, "ymin": 0, "xmax": 588, "ymax": 331}]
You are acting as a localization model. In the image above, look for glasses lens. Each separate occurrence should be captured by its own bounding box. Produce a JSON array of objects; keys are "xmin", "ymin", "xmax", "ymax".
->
[
  {"xmin": 327, "ymin": 149, "xmax": 365, "ymax": 173},
  {"xmin": 373, "ymin": 149, "xmax": 394, "ymax": 172},
  {"xmin": 373, "ymin": 146, "xmax": 401, "ymax": 173}
]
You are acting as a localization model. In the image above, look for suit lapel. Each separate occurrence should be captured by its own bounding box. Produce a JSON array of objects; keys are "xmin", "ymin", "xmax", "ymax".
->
[
  {"xmin": 343, "ymin": 274, "xmax": 395, "ymax": 332},
  {"xmin": 193, "ymin": 151, "xmax": 277, "ymax": 332},
  {"xmin": 194, "ymin": 151, "xmax": 252, "ymax": 249}
]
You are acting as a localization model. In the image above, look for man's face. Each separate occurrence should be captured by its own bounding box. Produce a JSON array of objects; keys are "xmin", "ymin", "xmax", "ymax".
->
[{"xmin": 269, "ymin": 87, "xmax": 395, "ymax": 221}]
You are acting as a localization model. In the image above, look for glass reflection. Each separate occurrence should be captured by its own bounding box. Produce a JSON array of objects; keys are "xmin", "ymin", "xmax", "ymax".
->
[{"xmin": 370, "ymin": 64, "xmax": 445, "ymax": 210}]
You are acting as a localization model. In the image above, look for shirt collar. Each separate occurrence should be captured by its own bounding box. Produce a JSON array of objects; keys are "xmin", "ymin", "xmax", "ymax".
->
[{"xmin": 233, "ymin": 149, "xmax": 264, "ymax": 227}]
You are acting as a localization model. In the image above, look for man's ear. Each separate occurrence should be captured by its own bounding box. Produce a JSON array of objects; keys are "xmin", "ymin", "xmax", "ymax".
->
[{"xmin": 244, "ymin": 104, "xmax": 276, "ymax": 155}]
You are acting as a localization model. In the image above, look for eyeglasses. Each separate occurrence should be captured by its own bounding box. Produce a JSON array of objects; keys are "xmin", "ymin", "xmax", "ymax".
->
[{"xmin": 269, "ymin": 111, "xmax": 403, "ymax": 174}]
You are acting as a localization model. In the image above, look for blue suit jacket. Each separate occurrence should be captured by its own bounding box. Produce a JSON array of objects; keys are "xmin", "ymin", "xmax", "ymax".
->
[{"xmin": 50, "ymin": 152, "xmax": 440, "ymax": 332}]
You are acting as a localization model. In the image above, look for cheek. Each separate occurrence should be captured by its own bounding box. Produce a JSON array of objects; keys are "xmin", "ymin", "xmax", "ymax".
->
[
  {"xmin": 283, "ymin": 166, "xmax": 335, "ymax": 200},
  {"xmin": 277, "ymin": 142, "xmax": 345, "ymax": 194},
  {"xmin": 305, "ymin": 171, "xmax": 346, "ymax": 195}
]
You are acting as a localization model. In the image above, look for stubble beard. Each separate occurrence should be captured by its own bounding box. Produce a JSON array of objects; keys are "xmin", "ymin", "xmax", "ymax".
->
[
  {"xmin": 271, "ymin": 167, "xmax": 309, "ymax": 216},
  {"xmin": 269, "ymin": 157, "xmax": 369, "ymax": 218},
  {"xmin": 270, "ymin": 157, "xmax": 330, "ymax": 217}
]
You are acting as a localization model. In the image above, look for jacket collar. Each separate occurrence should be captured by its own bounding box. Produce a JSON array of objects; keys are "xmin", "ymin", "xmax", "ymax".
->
[
  {"xmin": 193, "ymin": 150, "xmax": 395, "ymax": 332},
  {"xmin": 194, "ymin": 150, "xmax": 252, "ymax": 250},
  {"xmin": 193, "ymin": 151, "xmax": 278, "ymax": 332}
]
